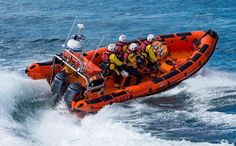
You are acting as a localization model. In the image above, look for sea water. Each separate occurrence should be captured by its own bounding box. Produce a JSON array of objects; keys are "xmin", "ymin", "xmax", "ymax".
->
[{"xmin": 0, "ymin": 0, "xmax": 235, "ymax": 145}]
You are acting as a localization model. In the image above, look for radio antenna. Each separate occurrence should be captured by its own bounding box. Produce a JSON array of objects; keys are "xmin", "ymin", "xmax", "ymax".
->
[
  {"xmin": 87, "ymin": 36, "xmax": 105, "ymax": 67},
  {"xmin": 63, "ymin": 16, "xmax": 78, "ymax": 48}
]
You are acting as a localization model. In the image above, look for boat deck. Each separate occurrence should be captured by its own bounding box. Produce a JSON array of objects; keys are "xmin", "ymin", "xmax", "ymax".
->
[{"xmin": 102, "ymin": 51, "xmax": 193, "ymax": 95}]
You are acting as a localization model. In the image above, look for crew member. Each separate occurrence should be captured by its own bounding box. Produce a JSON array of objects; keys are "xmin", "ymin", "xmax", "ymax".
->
[
  {"xmin": 115, "ymin": 35, "xmax": 128, "ymax": 60},
  {"xmin": 136, "ymin": 44, "xmax": 148, "ymax": 70},
  {"xmin": 139, "ymin": 34, "xmax": 155, "ymax": 51},
  {"xmin": 101, "ymin": 44, "xmax": 124, "ymax": 88},
  {"xmin": 146, "ymin": 40, "xmax": 159, "ymax": 72},
  {"xmin": 124, "ymin": 43, "xmax": 142, "ymax": 85},
  {"xmin": 63, "ymin": 37, "xmax": 84, "ymax": 74}
]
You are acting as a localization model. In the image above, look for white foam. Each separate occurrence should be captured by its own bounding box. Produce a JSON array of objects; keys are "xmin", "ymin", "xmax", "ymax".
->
[
  {"xmin": 26, "ymin": 105, "xmax": 232, "ymax": 146},
  {"xmin": 0, "ymin": 71, "xmax": 50, "ymax": 113},
  {"xmin": 0, "ymin": 58, "xmax": 6, "ymax": 62},
  {"xmin": 0, "ymin": 71, "xmax": 50, "ymax": 146},
  {"xmin": 183, "ymin": 70, "xmax": 236, "ymax": 125},
  {"xmin": 184, "ymin": 71, "xmax": 236, "ymax": 96},
  {"xmin": 0, "ymin": 71, "xmax": 234, "ymax": 146},
  {"xmin": 155, "ymin": 70, "xmax": 236, "ymax": 127}
]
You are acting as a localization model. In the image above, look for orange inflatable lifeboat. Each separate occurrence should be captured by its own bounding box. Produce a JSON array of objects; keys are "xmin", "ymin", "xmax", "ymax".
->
[{"xmin": 25, "ymin": 29, "xmax": 218, "ymax": 116}]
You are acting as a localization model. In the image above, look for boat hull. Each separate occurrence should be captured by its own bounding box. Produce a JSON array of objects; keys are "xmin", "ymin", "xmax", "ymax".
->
[{"xmin": 25, "ymin": 30, "xmax": 218, "ymax": 115}]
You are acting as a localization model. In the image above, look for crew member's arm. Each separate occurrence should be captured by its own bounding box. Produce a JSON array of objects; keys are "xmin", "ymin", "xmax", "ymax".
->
[
  {"xmin": 146, "ymin": 45, "xmax": 157, "ymax": 63},
  {"xmin": 128, "ymin": 54, "xmax": 137, "ymax": 68},
  {"xmin": 109, "ymin": 54, "xmax": 123, "ymax": 66}
]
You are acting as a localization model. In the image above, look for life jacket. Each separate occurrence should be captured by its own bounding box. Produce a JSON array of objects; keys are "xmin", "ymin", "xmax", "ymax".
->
[
  {"xmin": 102, "ymin": 51, "xmax": 112, "ymax": 63},
  {"xmin": 101, "ymin": 51, "xmax": 123, "ymax": 76},
  {"xmin": 101, "ymin": 51, "xmax": 112, "ymax": 76},
  {"xmin": 116, "ymin": 41, "xmax": 125, "ymax": 49},
  {"xmin": 136, "ymin": 41, "xmax": 149, "ymax": 64},
  {"xmin": 139, "ymin": 40, "xmax": 151, "ymax": 52},
  {"xmin": 146, "ymin": 44, "xmax": 157, "ymax": 63},
  {"xmin": 136, "ymin": 51, "xmax": 148, "ymax": 68},
  {"xmin": 116, "ymin": 41, "xmax": 128, "ymax": 53},
  {"xmin": 124, "ymin": 51, "xmax": 137, "ymax": 68},
  {"xmin": 115, "ymin": 42, "xmax": 126, "ymax": 61},
  {"xmin": 123, "ymin": 51, "xmax": 130, "ymax": 61}
]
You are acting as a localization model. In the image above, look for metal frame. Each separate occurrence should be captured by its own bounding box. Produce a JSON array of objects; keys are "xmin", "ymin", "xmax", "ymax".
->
[
  {"xmin": 54, "ymin": 54, "xmax": 90, "ymax": 89},
  {"xmin": 54, "ymin": 50, "xmax": 104, "ymax": 91},
  {"xmin": 64, "ymin": 49, "xmax": 84, "ymax": 72}
]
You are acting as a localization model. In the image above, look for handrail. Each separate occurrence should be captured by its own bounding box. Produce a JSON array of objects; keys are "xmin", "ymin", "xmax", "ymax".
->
[
  {"xmin": 87, "ymin": 84, "xmax": 104, "ymax": 91},
  {"xmin": 64, "ymin": 49, "xmax": 84, "ymax": 72},
  {"xmin": 54, "ymin": 54, "xmax": 90, "ymax": 89},
  {"xmin": 55, "ymin": 50, "xmax": 105, "ymax": 91}
]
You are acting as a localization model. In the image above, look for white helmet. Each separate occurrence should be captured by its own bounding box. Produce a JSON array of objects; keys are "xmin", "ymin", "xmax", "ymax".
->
[
  {"xmin": 147, "ymin": 34, "xmax": 155, "ymax": 42},
  {"xmin": 67, "ymin": 39, "xmax": 83, "ymax": 52},
  {"xmin": 107, "ymin": 44, "xmax": 116, "ymax": 52},
  {"xmin": 129, "ymin": 43, "xmax": 138, "ymax": 51},
  {"xmin": 119, "ymin": 35, "xmax": 127, "ymax": 43}
]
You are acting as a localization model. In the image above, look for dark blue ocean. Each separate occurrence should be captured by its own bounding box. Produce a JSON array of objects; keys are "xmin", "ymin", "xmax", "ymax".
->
[{"xmin": 0, "ymin": 0, "xmax": 235, "ymax": 146}]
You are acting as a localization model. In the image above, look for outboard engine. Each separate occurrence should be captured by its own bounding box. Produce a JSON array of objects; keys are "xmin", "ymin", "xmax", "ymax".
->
[
  {"xmin": 63, "ymin": 82, "xmax": 84, "ymax": 108},
  {"xmin": 51, "ymin": 71, "xmax": 68, "ymax": 94}
]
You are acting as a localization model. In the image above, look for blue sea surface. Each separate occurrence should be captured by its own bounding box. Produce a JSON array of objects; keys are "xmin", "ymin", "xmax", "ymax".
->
[{"xmin": 0, "ymin": 0, "xmax": 235, "ymax": 146}]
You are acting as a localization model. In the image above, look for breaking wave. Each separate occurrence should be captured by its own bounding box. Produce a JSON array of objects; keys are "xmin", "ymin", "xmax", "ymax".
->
[{"xmin": 0, "ymin": 70, "xmax": 234, "ymax": 146}]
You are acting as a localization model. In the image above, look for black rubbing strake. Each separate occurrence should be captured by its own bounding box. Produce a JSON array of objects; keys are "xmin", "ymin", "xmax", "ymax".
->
[
  {"xmin": 176, "ymin": 32, "xmax": 192, "ymax": 37},
  {"xmin": 209, "ymin": 30, "xmax": 218, "ymax": 39},
  {"xmin": 198, "ymin": 31, "xmax": 209, "ymax": 43},
  {"xmin": 152, "ymin": 77, "xmax": 164, "ymax": 84},
  {"xmin": 159, "ymin": 34, "xmax": 175, "ymax": 39},
  {"xmin": 37, "ymin": 57, "xmax": 62, "ymax": 66},
  {"xmin": 191, "ymin": 53, "xmax": 202, "ymax": 62},
  {"xmin": 179, "ymin": 61, "xmax": 193, "ymax": 72},
  {"xmin": 162, "ymin": 70, "xmax": 180, "ymax": 80},
  {"xmin": 37, "ymin": 61, "xmax": 53, "ymax": 66},
  {"xmin": 29, "ymin": 65, "xmax": 36, "ymax": 69},
  {"xmin": 111, "ymin": 91, "xmax": 127, "ymax": 97},
  {"xmin": 100, "ymin": 95, "xmax": 113, "ymax": 101},
  {"xmin": 87, "ymin": 98, "xmax": 102, "ymax": 104},
  {"xmin": 199, "ymin": 44, "xmax": 209, "ymax": 53}
]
